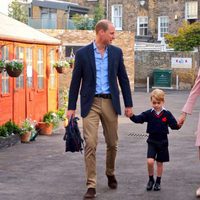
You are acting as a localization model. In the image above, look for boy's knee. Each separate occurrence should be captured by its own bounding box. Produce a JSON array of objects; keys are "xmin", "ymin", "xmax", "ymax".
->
[{"xmin": 147, "ymin": 158, "xmax": 154, "ymax": 165}]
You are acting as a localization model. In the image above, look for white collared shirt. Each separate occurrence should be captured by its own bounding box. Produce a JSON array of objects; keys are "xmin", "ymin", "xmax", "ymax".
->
[{"xmin": 151, "ymin": 107, "xmax": 166, "ymax": 115}]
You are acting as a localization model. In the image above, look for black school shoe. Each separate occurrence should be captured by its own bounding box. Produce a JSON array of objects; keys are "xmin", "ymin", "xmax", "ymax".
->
[
  {"xmin": 154, "ymin": 182, "xmax": 161, "ymax": 191},
  {"xmin": 146, "ymin": 179, "xmax": 155, "ymax": 191}
]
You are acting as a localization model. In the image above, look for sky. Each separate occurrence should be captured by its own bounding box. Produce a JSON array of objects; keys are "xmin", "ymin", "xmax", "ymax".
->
[{"xmin": 0, "ymin": 0, "xmax": 13, "ymax": 15}]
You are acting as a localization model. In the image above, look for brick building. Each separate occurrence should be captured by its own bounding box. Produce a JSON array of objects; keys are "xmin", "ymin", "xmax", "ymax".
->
[
  {"xmin": 23, "ymin": 0, "xmax": 199, "ymax": 43},
  {"xmin": 70, "ymin": 0, "xmax": 199, "ymax": 43}
]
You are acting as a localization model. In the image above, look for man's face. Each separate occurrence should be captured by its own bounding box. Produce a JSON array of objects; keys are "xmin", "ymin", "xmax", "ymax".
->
[{"xmin": 101, "ymin": 24, "xmax": 115, "ymax": 45}]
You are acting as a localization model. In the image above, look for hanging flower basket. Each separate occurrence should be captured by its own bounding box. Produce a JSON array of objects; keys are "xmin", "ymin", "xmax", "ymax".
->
[
  {"xmin": 0, "ymin": 60, "xmax": 4, "ymax": 73},
  {"xmin": 55, "ymin": 66, "xmax": 66, "ymax": 73},
  {"xmin": 5, "ymin": 60, "xmax": 23, "ymax": 77},
  {"xmin": 53, "ymin": 60, "xmax": 70, "ymax": 74},
  {"xmin": 68, "ymin": 57, "xmax": 75, "ymax": 68}
]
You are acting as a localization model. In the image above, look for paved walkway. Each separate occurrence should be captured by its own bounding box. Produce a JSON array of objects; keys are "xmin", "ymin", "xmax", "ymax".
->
[{"xmin": 0, "ymin": 90, "xmax": 200, "ymax": 200}]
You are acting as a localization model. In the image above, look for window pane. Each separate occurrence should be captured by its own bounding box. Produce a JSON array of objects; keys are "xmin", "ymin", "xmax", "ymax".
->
[
  {"xmin": 37, "ymin": 48, "xmax": 44, "ymax": 89},
  {"xmin": 159, "ymin": 16, "xmax": 169, "ymax": 39},
  {"xmin": 112, "ymin": 5, "xmax": 122, "ymax": 30},
  {"xmin": 138, "ymin": 17, "xmax": 148, "ymax": 36},
  {"xmin": 186, "ymin": 1, "xmax": 198, "ymax": 19},
  {"xmin": 26, "ymin": 48, "xmax": 33, "ymax": 88},
  {"xmin": 2, "ymin": 46, "xmax": 9, "ymax": 94},
  {"xmin": 15, "ymin": 47, "xmax": 24, "ymax": 89}
]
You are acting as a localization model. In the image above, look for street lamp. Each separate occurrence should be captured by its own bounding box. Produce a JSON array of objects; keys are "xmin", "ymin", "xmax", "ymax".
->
[{"xmin": 139, "ymin": 0, "xmax": 146, "ymax": 6}]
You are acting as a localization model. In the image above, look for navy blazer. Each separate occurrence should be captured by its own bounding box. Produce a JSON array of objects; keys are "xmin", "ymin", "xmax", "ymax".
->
[{"xmin": 68, "ymin": 42, "xmax": 133, "ymax": 118}]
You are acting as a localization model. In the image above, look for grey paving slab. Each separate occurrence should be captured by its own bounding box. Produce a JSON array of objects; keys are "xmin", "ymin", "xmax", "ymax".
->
[{"xmin": 0, "ymin": 90, "xmax": 200, "ymax": 200}]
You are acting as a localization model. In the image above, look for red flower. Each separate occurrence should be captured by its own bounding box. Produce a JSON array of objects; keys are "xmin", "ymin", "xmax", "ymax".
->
[{"xmin": 162, "ymin": 117, "xmax": 167, "ymax": 122}]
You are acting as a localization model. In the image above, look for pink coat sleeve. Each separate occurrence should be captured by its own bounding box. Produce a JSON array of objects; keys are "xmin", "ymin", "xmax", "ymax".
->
[{"xmin": 182, "ymin": 73, "xmax": 200, "ymax": 114}]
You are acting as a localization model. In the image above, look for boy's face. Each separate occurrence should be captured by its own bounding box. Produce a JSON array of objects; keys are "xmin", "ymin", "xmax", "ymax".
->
[{"xmin": 151, "ymin": 97, "xmax": 164, "ymax": 112}]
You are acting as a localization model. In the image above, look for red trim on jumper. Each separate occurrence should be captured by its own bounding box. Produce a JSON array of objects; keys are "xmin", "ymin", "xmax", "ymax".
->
[{"xmin": 153, "ymin": 110, "xmax": 164, "ymax": 118}]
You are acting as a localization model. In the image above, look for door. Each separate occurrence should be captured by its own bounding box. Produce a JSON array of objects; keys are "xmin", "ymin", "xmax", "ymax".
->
[
  {"xmin": 25, "ymin": 47, "xmax": 35, "ymax": 119},
  {"xmin": 47, "ymin": 47, "xmax": 58, "ymax": 112},
  {"xmin": 13, "ymin": 45, "xmax": 26, "ymax": 124},
  {"xmin": 34, "ymin": 45, "xmax": 47, "ymax": 121},
  {"xmin": 0, "ymin": 42, "xmax": 13, "ymax": 125}
]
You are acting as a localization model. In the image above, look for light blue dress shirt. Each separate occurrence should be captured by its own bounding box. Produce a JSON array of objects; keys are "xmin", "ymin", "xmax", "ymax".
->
[{"xmin": 93, "ymin": 42, "xmax": 110, "ymax": 94}]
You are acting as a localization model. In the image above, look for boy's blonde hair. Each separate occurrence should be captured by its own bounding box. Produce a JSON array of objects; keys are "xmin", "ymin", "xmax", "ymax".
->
[{"xmin": 150, "ymin": 89, "xmax": 165, "ymax": 102}]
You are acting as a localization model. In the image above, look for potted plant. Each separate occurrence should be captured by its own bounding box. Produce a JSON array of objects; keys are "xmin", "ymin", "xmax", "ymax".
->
[
  {"xmin": 37, "ymin": 111, "xmax": 59, "ymax": 135},
  {"xmin": 0, "ymin": 120, "xmax": 21, "ymax": 149},
  {"xmin": 0, "ymin": 60, "xmax": 5, "ymax": 73},
  {"xmin": 68, "ymin": 48, "xmax": 75, "ymax": 68},
  {"xmin": 53, "ymin": 60, "xmax": 70, "ymax": 74},
  {"xmin": 56, "ymin": 108, "xmax": 67, "ymax": 126},
  {"xmin": 20, "ymin": 118, "xmax": 37, "ymax": 143},
  {"xmin": 5, "ymin": 59, "xmax": 23, "ymax": 77},
  {"xmin": 68, "ymin": 57, "xmax": 75, "ymax": 68}
]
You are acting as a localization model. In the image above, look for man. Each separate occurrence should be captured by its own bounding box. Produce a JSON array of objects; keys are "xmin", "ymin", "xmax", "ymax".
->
[{"xmin": 67, "ymin": 19, "xmax": 133, "ymax": 199}]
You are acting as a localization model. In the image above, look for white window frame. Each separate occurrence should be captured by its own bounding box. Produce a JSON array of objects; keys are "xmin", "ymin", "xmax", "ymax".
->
[
  {"xmin": 158, "ymin": 16, "xmax": 169, "ymax": 41},
  {"xmin": 185, "ymin": 1, "xmax": 198, "ymax": 19},
  {"xmin": 137, "ymin": 16, "xmax": 148, "ymax": 36},
  {"xmin": 111, "ymin": 4, "xmax": 123, "ymax": 31}
]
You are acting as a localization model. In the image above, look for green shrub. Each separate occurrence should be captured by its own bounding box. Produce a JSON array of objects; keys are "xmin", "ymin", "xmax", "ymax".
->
[
  {"xmin": 4, "ymin": 120, "xmax": 21, "ymax": 135},
  {"xmin": 0, "ymin": 126, "xmax": 8, "ymax": 137},
  {"xmin": 43, "ymin": 111, "xmax": 59, "ymax": 127},
  {"xmin": 56, "ymin": 108, "xmax": 66, "ymax": 121}
]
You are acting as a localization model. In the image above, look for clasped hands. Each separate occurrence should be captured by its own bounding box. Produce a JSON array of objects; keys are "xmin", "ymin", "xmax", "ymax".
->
[
  {"xmin": 177, "ymin": 112, "xmax": 187, "ymax": 127},
  {"xmin": 124, "ymin": 107, "xmax": 134, "ymax": 118}
]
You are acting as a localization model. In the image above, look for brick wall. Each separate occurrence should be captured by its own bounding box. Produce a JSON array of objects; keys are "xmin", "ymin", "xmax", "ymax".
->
[
  {"xmin": 135, "ymin": 51, "xmax": 200, "ymax": 89},
  {"xmin": 41, "ymin": 29, "xmax": 135, "ymax": 106}
]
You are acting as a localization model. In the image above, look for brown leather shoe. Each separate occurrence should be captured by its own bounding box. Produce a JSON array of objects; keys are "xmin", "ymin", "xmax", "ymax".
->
[
  {"xmin": 83, "ymin": 188, "xmax": 96, "ymax": 199},
  {"xmin": 107, "ymin": 175, "xmax": 118, "ymax": 189}
]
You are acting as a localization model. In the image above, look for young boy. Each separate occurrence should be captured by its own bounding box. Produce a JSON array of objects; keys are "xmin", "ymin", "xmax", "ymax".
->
[{"xmin": 130, "ymin": 89, "xmax": 180, "ymax": 191}]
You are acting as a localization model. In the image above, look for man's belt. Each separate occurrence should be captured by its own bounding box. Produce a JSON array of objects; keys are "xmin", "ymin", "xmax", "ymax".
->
[{"xmin": 94, "ymin": 94, "xmax": 112, "ymax": 99}]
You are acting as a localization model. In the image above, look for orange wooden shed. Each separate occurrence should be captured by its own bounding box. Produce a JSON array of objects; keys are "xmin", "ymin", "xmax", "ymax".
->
[{"xmin": 0, "ymin": 13, "xmax": 61, "ymax": 125}]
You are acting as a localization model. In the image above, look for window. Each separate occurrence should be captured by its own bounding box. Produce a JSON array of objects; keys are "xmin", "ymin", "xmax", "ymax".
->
[
  {"xmin": 137, "ymin": 17, "xmax": 148, "ymax": 36},
  {"xmin": 185, "ymin": 1, "xmax": 198, "ymax": 20},
  {"xmin": 111, "ymin": 5, "xmax": 122, "ymax": 30},
  {"xmin": 26, "ymin": 48, "xmax": 33, "ymax": 88},
  {"xmin": 158, "ymin": 16, "xmax": 169, "ymax": 41},
  {"xmin": 49, "ymin": 49, "xmax": 56, "ymax": 89},
  {"xmin": 41, "ymin": 8, "xmax": 57, "ymax": 29},
  {"xmin": 37, "ymin": 48, "xmax": 44, "ymax": 89},
  {"xmin": 15, "ymin": 47, "xmax": 24, "ymax": 89},
  {"xmin": 1, "ymin": 46, "xmax": 9, "ymax": 94}
]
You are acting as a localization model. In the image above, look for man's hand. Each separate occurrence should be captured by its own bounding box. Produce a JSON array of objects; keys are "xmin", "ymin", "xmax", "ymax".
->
[
  {"xmin": 124, "ymin": 107, "xmax": 133, "ymax": 118},
  {"xmin": 178, "ymin": 112, "xmax": 187, "ymax": 127},
  {"xmin": 67, "ymin": 110, "xmax": 75, "ymax": 119}
]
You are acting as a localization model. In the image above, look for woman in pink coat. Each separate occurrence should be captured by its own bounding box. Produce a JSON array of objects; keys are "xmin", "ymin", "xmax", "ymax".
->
[{"xmin": 179, "ymin": 71, "xmax": 200, "ymax": 197}]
